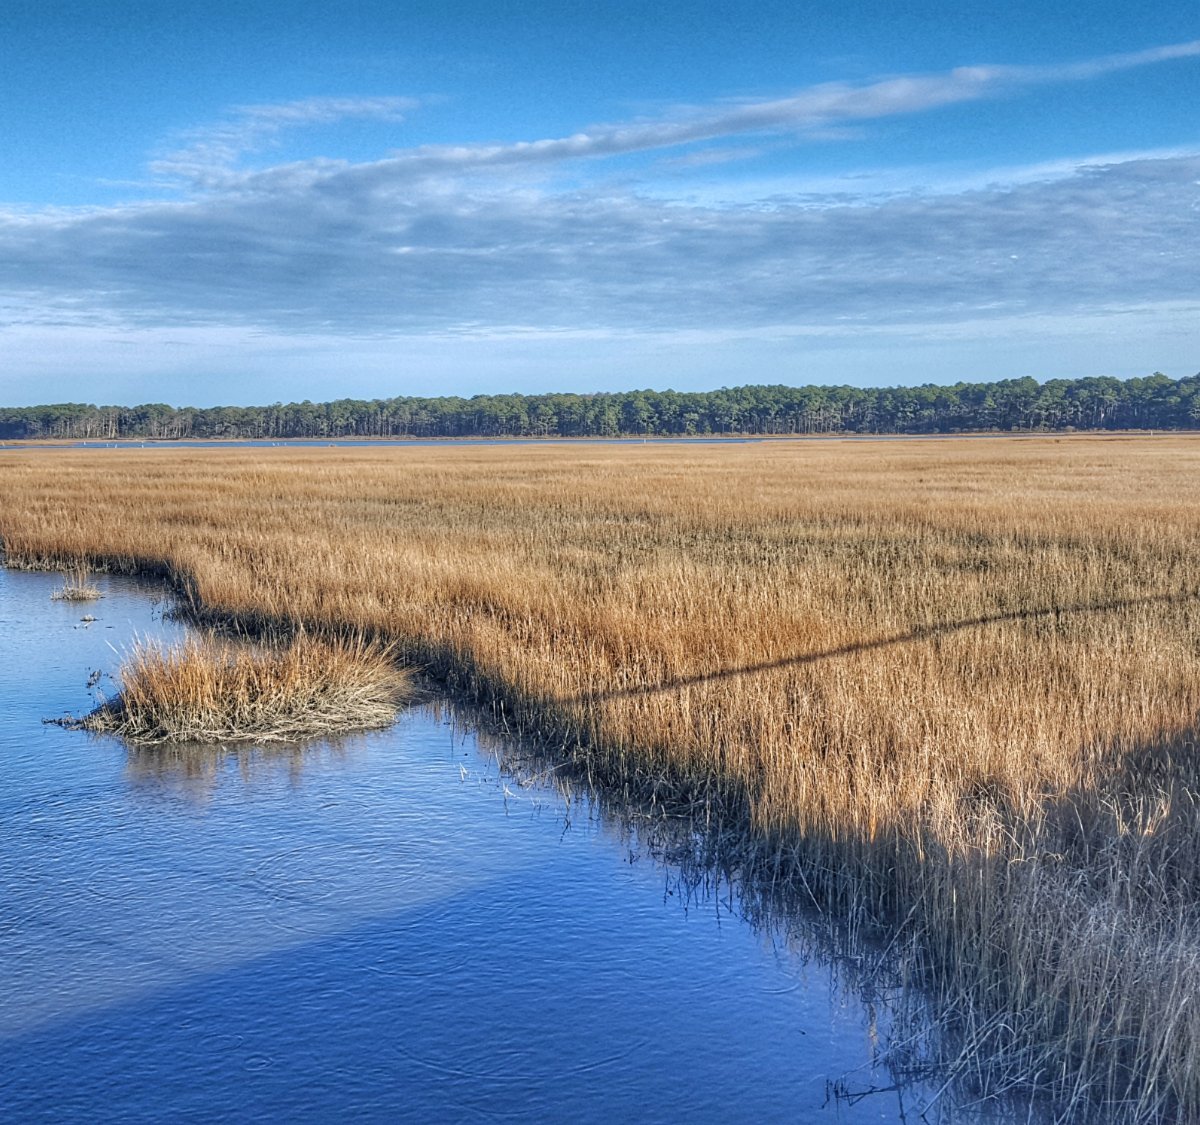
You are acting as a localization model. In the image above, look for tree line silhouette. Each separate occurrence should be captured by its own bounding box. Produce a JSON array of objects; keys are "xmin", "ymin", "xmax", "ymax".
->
[{"xmin": 4, "ymin": 372, "xmax": 1197, "ymax": 440}]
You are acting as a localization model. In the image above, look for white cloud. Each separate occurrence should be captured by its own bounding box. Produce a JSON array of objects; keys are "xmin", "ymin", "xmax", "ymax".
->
[
  {"xmin": 1026, "ymin": 38, "xmax": 1200, "ymax": 80},
  {"xmin": 152, "ymin": 96, "xmax": 418, "ymax": 189},
  {"xmin": 0, "ymin": 41, "xmax": 1198, "ymax": 385},
  {"xmin": 3, "ymin": 150, "xmax": 1196, "ymax": 336},
  {"xmin": 651, "ymin": 145, "xmax": 1200, "ymax": 206},
  {"xmin": 221, "ymin": 38, "xmax": 1200, "ymax": 194}
]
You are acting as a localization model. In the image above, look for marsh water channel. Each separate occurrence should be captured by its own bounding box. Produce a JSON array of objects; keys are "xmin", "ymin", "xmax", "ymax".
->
[{"xmin": 1, "ymin": 566, "xmax": 967, "ymax": 1123}]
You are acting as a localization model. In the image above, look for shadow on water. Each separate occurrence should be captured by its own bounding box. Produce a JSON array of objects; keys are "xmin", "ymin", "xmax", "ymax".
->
[
  {"xmin": 431, "ymin": 674, "xmax": 1200, "ymax": 1125},
  {"xmin": 0, "ymin": 876, "xmax": 669, "ymax": 1123},
  {"xmin": 418, "ymin": 698, "xmax": 1014, "ymax": 1123},
  {"xmin": 3, "ymin": 711, "xmax": 949, "ymax": 1124},
  {"xmin": 73, "ymin": 699, "xmax": 986, "ymax": 1122}
]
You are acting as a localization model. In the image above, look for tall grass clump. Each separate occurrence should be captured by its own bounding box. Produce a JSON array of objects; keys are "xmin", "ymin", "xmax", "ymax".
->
[
  {"xmin": 4, "ymin": 435, "xmax": 1200, "ymax": 1119},
  {"xmin": 81, "ymin": 634, "xmax": 410, "ymax": 743},
  {"xmin": 50, "ymin": 566, "xmax": 101, "ymax": 601}
]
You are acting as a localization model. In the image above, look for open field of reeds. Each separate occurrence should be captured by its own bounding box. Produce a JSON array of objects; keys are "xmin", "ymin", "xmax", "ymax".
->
[{"xmin": 3, "ymin": 435, "xmax": 1200, "ymax": 1120}]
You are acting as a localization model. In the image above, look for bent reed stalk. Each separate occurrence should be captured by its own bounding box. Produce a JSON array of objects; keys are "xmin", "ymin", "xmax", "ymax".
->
[
  {"xmin": 79, "ymin": 634, "xmax": 411, "ymax": 744},
  {"xmin": 3, "ymin": 436, "xmax": 1200, "ymax": 1120}
]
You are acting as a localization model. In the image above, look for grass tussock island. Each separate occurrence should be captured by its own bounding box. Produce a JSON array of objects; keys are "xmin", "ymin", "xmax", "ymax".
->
[
  {"xmin": 78, "ymin": 634, "xmax": 411, "ymax": 744},
  {"xmin": 50, "ymin": 567, "xmax": 101, "ymax": 602},
  {"xmin": 4, "ymin": 435, "xmax": 1200, "ymax": 1119}
]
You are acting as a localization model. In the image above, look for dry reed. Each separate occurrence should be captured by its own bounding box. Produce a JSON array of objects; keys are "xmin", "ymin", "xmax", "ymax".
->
[
  {"xmin": 3, "ymin": 435, "xmax": 1200, "ymax": 1119},
  {"xmin": 50, "ymin": 566, "xmax": 101, "ymax": 601},
  {"xmin": 79, "ymin": 634, "xmax": 410, "ymax": 743}
]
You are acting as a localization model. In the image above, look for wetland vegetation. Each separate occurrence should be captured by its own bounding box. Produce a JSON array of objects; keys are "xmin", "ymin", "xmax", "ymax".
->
[
  {"xmin": 3, "ymin": 435, "xmax": 1200, "ymax": 1121},
  {"xmin": 49, "ymin": 566, "xmax": 101, "ymax": 602},
  {"xmin": 73, "ymin": 634, "xmax": 410, "ymax": 744}
]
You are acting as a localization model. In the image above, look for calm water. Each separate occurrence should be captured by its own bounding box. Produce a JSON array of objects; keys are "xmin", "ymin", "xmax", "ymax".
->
[
  {"xmin": 0, "ymin": 434, "xmax": 1052, "ymax": 451},
  {"xmin": 0, "ymin": 566, "xmax": 934, "ymax": 1123}
]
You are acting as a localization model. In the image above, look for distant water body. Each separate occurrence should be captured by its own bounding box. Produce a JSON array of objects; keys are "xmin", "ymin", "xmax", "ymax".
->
[
  {"xmin": 0, "ymin": 432, "xmax": 1059, "ymax": 450},
  {"xmin": 63, "ymin": 438, "xmax": 764, "ymax": 448}
]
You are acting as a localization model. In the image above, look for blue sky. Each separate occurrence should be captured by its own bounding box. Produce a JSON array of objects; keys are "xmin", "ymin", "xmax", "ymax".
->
[{"xmin": 1, "ymin": 1, "xmax": 1198, "ymax": 406}]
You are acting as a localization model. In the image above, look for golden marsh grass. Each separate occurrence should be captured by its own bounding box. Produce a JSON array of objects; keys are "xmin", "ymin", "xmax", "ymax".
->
[
  {"xmin": 49, "ymin": 566, "xmax": 101, "ymax": 602},
  {"xmin": 78, "ymin": 634, "xmax": 410, "ymax": 744},
  {"xmin": 3, "ymin": 435, "xmax": 1200, "ymax": 1119}
]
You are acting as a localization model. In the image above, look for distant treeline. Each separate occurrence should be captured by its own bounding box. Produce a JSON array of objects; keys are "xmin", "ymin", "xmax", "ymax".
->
[{"xmin": 4, "ymin": 373, "xmax": 1199, "ymax": 440}]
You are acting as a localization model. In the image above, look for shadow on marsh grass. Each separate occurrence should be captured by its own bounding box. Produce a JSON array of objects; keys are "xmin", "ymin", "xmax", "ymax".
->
[{"xmin": 563, "ymin": 588, "xmax": 1200, "ymax": 704}]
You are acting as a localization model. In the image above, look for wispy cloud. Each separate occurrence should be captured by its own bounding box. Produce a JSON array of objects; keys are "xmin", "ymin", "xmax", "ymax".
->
[
  {"xmin": 222, "ymin": 38, "xmax": 1200, "ymax": 193},
  {"xmin": 1025, "ymin": 38, "xmax": 1200, "ymax": 79},
  {"xmin": 0, "ymin": 42, "xmax": 1198, "ymax": 354},
  {"xmin": 152, "ymin": 96, "xmax": 417, "ymax": 189}
]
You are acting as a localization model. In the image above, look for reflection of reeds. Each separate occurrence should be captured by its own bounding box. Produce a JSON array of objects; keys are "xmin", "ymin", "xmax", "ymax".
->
[
  {"xmin": 4, "ymin": 436, "xmax": 1200, "ymax": 1120},
  {"xmin": 122, "ymin": 736, "xmax": 361, "ymax": 805},
  {"xmin": 81, "ymin": 634, "xmax": 410, "ymax": 743},
  {"xmin": 50, "ymin": 566, "xmax": 101, "ymax": 601}
]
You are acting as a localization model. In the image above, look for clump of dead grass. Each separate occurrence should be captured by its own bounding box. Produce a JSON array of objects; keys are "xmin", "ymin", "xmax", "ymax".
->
[
  {"xmin": 80, "ymin": 633, "xmax": 410, "ymax": 743},
  {"xmin": 50, "ymin": 567, "xmax": 101, "ymax": 602}
]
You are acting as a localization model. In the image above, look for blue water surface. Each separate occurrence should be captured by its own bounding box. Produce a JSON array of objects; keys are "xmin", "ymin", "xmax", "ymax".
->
[{"xmin": 0, "ymin": 566, "xmax": 928, "ymax": 1123}]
